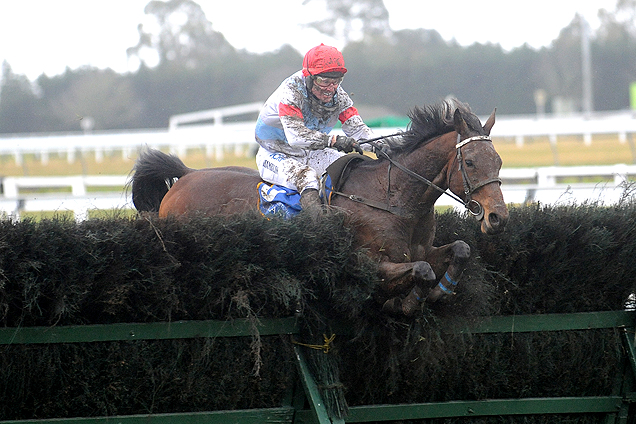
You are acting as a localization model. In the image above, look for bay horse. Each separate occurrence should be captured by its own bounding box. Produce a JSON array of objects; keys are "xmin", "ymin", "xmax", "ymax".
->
[{"xmin": 130, "ymin": 100, "xmax": 509, "ymax": 316}]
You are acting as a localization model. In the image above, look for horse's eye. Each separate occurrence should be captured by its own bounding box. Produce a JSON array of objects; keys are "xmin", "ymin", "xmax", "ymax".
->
[{"xmin": 465, "ymin": 159, "xmax": 474, "ymax": 167}]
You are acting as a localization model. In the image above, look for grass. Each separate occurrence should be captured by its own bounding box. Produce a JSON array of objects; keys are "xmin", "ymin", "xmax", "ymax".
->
[{"xmin": 494, "ymin": 134, "xmax": 635, "ymax": 167}]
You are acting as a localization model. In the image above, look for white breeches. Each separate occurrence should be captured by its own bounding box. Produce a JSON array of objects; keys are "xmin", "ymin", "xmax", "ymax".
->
[{"xmin": 256, "ymin": 147, "xmax": 346, "ymax": 193}]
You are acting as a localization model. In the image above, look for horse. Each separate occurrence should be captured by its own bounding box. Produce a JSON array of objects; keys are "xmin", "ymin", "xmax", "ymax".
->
[{"xmin": 130, "ymin": 99, "xmax": 509, "ymax": 316}]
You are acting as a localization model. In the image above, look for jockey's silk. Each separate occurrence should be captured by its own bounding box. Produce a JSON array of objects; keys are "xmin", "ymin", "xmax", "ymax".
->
[
  {"xmin": 254, "ymin": 70, "xmax": 374, "ymax": 193},
  {"xmin": 255, "ymin": 70, "xmax": 374, "ymax": 156}
]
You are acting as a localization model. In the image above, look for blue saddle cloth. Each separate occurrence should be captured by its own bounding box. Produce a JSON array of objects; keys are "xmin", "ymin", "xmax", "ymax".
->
[
  {"xmin": 257, "ymin": 182, "xmax": 303, "ymax": 219},
  {"xmin": 257, "ymin": 153, "xmax": 367, "ymax": 219},
  {"xmin": 257, "ymin": 153, "xmax": 369, "ymax": 219}
]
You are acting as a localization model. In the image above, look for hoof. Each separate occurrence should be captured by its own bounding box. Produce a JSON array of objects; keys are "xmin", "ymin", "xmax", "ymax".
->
[
  {"xmin": 382, "ymin": 297, "xmax": 403, "ymax": 315},
  {"xmin": 382, "ymin": 286, "xmax": 425, "ymax": 317}
]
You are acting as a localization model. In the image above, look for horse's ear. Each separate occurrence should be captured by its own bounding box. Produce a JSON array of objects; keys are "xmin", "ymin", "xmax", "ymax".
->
[
  {"xmin": 453, "ymin": 108, "xmax": 469, "ymax": 136},
  {"xmin": 483, "ymin": 107, "xmax": 496, "ymax": 135}
]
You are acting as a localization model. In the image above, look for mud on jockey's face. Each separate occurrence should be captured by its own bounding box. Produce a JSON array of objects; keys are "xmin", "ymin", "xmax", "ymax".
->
[{"xmin": 310, "ymin": 74, "xmax": 343, "ymax": 103}]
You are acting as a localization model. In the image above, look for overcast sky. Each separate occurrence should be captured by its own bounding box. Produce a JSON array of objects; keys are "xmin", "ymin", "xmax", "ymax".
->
[{"xmin": 0, "ymin": 0, "xmax": 619, "ymax": 80}]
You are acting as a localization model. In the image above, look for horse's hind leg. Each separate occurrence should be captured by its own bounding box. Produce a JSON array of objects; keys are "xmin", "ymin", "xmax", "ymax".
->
[
  {"xmin": 378, "ymin": 261, "xmax": 436, "ymax": 315},
  {"xmin": 424, "ymin": 241, "xmax": 471, "ymax": 302}
]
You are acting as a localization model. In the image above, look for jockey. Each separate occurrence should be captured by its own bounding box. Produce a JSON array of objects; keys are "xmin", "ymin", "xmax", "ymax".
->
[{"xmin": 255, "ymin": 43, "xmax": 376, "ymax": 211}]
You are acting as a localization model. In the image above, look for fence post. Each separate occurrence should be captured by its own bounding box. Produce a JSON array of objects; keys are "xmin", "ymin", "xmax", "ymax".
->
[
  {"xmin": 549, "ymin": 136, "xmax": 560, "ymax": 165},
  {"xmin": 2, "ymin": 177, "xmax": 18, "ymax": 198},
  {"xmin": 13, "ymin": 150, "xmax": 22, "ymax": 167},
  {"xmin": 67, "ymin": 147, "xmax": 76, "ymax": 164},
  {"xmin": 70, "ymin": 177, "xmax": 87, "ymax": 196},
  {"xmin": 537, "ymin": 167, "xmax": 556, "ymax": 187}
]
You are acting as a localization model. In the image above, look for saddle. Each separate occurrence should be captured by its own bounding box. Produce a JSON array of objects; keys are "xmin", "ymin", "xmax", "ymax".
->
[
  {"xmin": 257, "ymin": 154, "xmax": 372, "ymax": 218},
  {"xmin": 322, "ymin": 154, "xmax": 373, "ymax": 205}
]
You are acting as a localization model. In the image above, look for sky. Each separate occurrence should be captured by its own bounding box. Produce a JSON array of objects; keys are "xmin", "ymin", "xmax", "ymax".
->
[{"xmin": 0, "ymin": 0, "xmax": 620, "ymax": 81}]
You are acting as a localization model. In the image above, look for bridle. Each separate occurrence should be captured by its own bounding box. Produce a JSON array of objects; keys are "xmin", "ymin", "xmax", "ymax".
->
[
  {"xmin": 454, "ymin": 134, "xmax": 502, "ymax": 220},
  {"xmin": 338, "ymin": 133, "xmax": 501, "ymax": 220}
]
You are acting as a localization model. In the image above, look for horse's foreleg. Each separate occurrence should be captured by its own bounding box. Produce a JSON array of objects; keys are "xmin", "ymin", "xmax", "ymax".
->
[
  {"xmin": 378, "ymin": 261, "xmax": 435, "ymax": 293},
  {"xmin": 423, "ymin": 241, "xmax": 471, "ymax": 302},
  {"xmin": 378, "ymin": 261, "xmax": 436, "ymax": 315}
]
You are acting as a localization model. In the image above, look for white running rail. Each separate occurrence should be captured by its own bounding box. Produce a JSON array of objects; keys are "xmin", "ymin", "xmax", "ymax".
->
[{"xmin": 2, "ymin": 104, "xmax": 636, "ymax": 166}]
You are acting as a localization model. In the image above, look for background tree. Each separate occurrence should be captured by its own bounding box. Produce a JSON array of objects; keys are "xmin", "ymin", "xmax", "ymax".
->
[
  {"xmin": 0, "ymin": 61, "xmax": 44, "ymax": 133},
  {"xmin": 594, "ymin": 0, "xmax": 636, "ymax": 110},
  {"xmin": 36, "ymin": 68, "xmax": 145, "ymax": 131},
  {"xmin": 1, "ymin": 0, "xmax": 635, "ymax": 134},
  {"xmin": 126, "ymin": 0, "xmax": 234, "ymax": 70},
  {"xmin": 303, "ymin": 0, "xmax": 391, "ymax": 43}
]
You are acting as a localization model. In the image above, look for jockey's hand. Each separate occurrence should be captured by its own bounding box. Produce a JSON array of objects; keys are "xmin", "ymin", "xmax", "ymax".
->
[
  {"xmin": 333, "ymin": 135, "xmax": 363, "ymax": 154},
  {"xmin": 372, "ymin": 141, "xmax": 392, "ymax": 158}
]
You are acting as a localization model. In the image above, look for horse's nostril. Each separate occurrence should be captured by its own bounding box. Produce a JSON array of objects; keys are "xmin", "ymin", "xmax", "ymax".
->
[{"xmin": 489, "ymin": 213, "xmax": 500, "ymax": 227}]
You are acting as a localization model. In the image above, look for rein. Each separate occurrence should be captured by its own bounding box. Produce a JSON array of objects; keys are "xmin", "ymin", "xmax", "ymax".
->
[{"xmin": 340, "ymin": 134, "xmax": 500, "ymax": 219}]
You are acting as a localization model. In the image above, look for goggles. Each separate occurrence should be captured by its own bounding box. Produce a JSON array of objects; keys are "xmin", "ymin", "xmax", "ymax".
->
[{"xmin": 313, "ymin": 75, "xmax": 343, "ymax": 88}]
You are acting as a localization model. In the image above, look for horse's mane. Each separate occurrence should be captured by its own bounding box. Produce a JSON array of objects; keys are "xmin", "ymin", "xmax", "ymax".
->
[{"xmin": 384, "ymin": 99, "xmax": 482, "ymax": 156}]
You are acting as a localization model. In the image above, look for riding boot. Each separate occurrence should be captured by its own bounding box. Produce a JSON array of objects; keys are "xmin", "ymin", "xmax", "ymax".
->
[{"xmin": 300, "ymin": 188, "xmax": 323, "ymax": 217}]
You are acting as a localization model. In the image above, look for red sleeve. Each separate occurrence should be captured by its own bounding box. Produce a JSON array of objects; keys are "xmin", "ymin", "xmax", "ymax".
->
[
  {"xmin": 338, "ymin": 106, "xmax": 360, "ymax": 123},
  {"xmin": 279, "ymin": 103, "xmax": 303, "ymax": 119}
]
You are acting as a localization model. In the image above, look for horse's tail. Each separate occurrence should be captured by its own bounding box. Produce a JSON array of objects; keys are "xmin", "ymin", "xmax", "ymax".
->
[{"xmin": 129, "ymin": 148, "xmax": 193, "ymax": 212}]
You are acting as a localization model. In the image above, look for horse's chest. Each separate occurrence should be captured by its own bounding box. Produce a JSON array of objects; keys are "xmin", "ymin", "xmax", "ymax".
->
[{"xmin": 358, "ymin": 225, "xmax": 416, "ymax": 262}]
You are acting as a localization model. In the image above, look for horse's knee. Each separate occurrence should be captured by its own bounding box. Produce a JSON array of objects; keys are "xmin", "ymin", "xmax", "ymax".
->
[{"xmin": 413, "ymin": 261, "xmax": 436, "ymax": 282}]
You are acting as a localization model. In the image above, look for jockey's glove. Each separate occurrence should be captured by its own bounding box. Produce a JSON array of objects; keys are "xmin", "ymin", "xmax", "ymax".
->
[
  {"xmin": 332, "ymin": 135, "xmax": 363, "ymax": 155},
  {"xmin": 372, "ymin": 141, "xmax": 392, "ymax": 158}
]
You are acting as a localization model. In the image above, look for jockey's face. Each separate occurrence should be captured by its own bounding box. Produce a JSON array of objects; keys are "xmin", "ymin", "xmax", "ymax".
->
[
  {"xmin": 311, "ymin": 75, "xmax": 342, "ymax": 103},
  {"xmin": 311, "ymin": 82, "xmax": 336, "ymax": 103}
]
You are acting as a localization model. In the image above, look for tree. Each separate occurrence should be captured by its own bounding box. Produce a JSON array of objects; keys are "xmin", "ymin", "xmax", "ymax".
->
[
  {"xmin": 126, "ymin": 0, "xmax": 235, "ymax": 70},
  {"xmin": 0, "ymin": 61, "xmax": 42, "ymax": 133},
  {"xmin": 594, "ymin": 0, "xmax": 636, "ymax": 110},
  {"xmin": 534, "ymin": 16, "xmax": 586, "ymax": 113},
  {"xmin": 614, "ymin": 0, "xmax": 636, "ymax": 35},
  {"xmin": 303, "ymin": 0, "xmax": 390, "ymax": 43},
  {"xmin": 36, "ymin": 68, "xmax": 145, "ymax": 131}
]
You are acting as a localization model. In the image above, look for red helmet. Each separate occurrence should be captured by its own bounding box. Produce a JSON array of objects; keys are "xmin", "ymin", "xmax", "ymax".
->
[{"xmin": 302, "ymin": 44, "xmax": 347, "ymax": 77}]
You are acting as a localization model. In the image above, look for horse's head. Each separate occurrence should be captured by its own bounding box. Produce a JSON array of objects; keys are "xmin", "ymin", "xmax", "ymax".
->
[{"xmin": 447, "ymin": 107, "xmax": 509, "ymax": 235}]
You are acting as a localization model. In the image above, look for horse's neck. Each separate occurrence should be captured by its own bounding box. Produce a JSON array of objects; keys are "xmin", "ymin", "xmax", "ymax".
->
[
  {"xmin": 339, "ymin": 133, "xmax": 456, "ymax": 220},
  {"xmin": 392, "ymin": 132, "xmax": 456, "ymax": 210}
]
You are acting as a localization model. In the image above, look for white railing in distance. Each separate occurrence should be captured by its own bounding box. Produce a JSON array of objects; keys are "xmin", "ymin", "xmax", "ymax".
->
[{"xmin": 2, "ymin": 164, "xmax": 636, "ymax": 221}]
